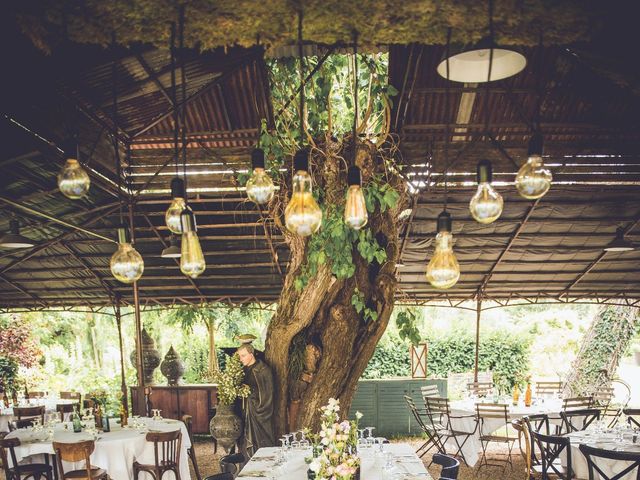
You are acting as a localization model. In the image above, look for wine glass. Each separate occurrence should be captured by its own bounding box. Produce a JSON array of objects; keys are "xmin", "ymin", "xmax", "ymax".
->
[{"xmin": 366, "ymin": 426, "xmax": 375, "ymax": 438}]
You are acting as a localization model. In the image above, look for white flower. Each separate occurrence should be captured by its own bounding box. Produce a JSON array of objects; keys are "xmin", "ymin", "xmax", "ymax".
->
[
  {"xmin": 309, "ymin": 458, "xmax": 322, "ymax": 473},
  {"xmin": 355, "ymin": 411, "xmax": 363, "ymax": 420}
]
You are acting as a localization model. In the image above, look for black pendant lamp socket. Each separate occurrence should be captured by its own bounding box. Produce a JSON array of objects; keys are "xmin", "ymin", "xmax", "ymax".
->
[
  {"xmin": 161, "ymin": 235, "xmax": 181, "ymax": 258},
  {"xmin": 0, "ymin": 219, "xmax": 36, "ymax": 249},
  {"xmin": 604, "ymin": 227, "xmax": 635, "ymax": 252},
  {"xmin": 469, "ymin": 159, "xmax": 503, "ymax": 224}
]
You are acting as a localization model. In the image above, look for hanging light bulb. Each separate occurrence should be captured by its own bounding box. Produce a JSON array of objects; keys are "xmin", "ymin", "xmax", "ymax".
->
[
  {"xmin": 344, "ymin": 166, "xmax": 368, "ymax": 230},
  {"xmin": 165, "ymin": 178, "xmax": 192, "ymax": 234},
  {"xmin": 246, "ymin": 148, "xmax": 275, "ymax": 204},
  {"xmin": 426, "ymin": 211, "xmax": 460, "ymax": 289},
  {"xmin": 58, "ymin": 141, "xmax": 90, "ymax": 199},
  {"xmin": 469, "ymin": 159, "xmax": 503, "ymax": 224},
  {"xmin": 604, "ymin": 227, "xmax": 635, "ymax": 252},
  {"xmin": 0, "ymin": 219, "xmax": 35, "ymax": 249},
  {"xmin": 110, "ymin": 226, "xmax": 144, "ymax": 284},
  {"xmin": 180, "ymin": 209, "xmax": 206, "ymax": 278},
  {"xmin": 161, "ymin": 235, "xmax": 181, "ymax": 258},
  {"xmin": 285, "ymin": 148, "xmax": 322, "ymax": 236},
  {"xmin": 516, "ymin": 133, "xmax": 552, "ymax": 199}
]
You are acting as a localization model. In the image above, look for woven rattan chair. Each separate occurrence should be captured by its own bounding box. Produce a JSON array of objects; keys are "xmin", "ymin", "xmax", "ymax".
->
[
  {"xmin": 1, "ymin": 437, "xmax": 53, "ymax": 480},
  {"xmin": 475, "ymin": 403, "xmax": 517, "ymax": 471},
  {"xmin": 133, "ymin": 430, "xmax": 182, "ymax": 480},
  {"xmin": 182, "ymin": 414, "xmax": 201, "ymax": 480},
  {"xmin": 52, "ymin": 440, "xmax": 107, "ymax": 480}
]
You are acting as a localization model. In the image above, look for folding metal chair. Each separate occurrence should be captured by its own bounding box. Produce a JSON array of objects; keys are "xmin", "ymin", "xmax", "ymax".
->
[
  {"xmin": 475, "ymin": 403, "xmax": 517, "ymax": 472},
  {"xmin": 562, "ymin": 396, "xmax": 593, "ymax": 410},
  {"xmin": 421, "ymin": 384, "xmax": 440, "ymax": 399},
  {"xmin": 534, "ymin": 381, "xmax": 563, "ymax": 397},
  {"xmin": 404, "ymin": 395, "xmax": 445, "ymax": 458},
  {"xmin": 424, "ymin": 396, "xmax": 477, "ymax": 466},
  {"xmin": 467, "ymin": 382, "xmax": 494, "ymax": 398}
]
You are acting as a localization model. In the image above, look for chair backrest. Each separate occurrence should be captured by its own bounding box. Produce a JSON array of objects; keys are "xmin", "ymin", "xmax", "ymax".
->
[
  {"xmin": 562, "ymin": 396, "xmax": 593, "ymax": 410},
  {"xmin": 623, "ymin": 408, "xmax": 640, "ymax": 428},
  {"xmin": 432, "ymin": 453, "xmax": 460, "ymax": 479},
  {"xmin": 204, "ymin": 474, "xmax": 234, "ymax": 480},
  {"xmin": 421, "ymin": 385, "xmax": 440, "ymax": 398},
  {"xmin": 467, "ymin": 382, "xmax": 494, "ymax": 397},
  {"xmin": 512, "ymin": 418, "xmax": 531, "ymax": 480},
  {"xmin": 219, "ymin": 453, "xmax": 245, "ymax": 476},
  {"xmin": 592, "ymin": 385, "xmax": 614, "ymax": 406},
  {"xmin": 475, "ymin": 403, "xmax": 509, "ymax": 436},
  {"xmin": 559, "ymin": 408, "xmax": 600, "ymax": 433},
  {"xmin": 14, "ymin": 405, "xmax": 45, "ymax": 422},
  {"xmin": 82, "ymin": 399, "xmax": 95, "ymax": 409},
  {"xmin": 579, "ymin": 443, "xmax": 640, "ymax": 480},
  {"xmin": 146, "ymin": 430, "xmax": 182, "ymax": 469},
  {"xmin": 8, "ymin": 419, "xmax": 35, "ymax": 431},
  {"xmin": 25, "ymin": 392, "xmax": 46, "ymax": 399},
  {"xmin": 424, "ymin": 396, "xmax": 451, "ymax": 429},
  {"xmin": 529, "ymin": 430, "xmax": 573, "ymax": 480},
  {"xmin": 59, "ymin": 392, "xmax": 81, "ymax": 401},
  {"xmin": 56, "ymin": 403, "xmax": 79, "ymax": 421},
  {"xmin": 535, "ymin": 381, "xmax": 563, "ymax": 396},
  {"xmin": 404, "ymin": 395, "xmax": 434, "ymax": 435},
  {"xmin": 523, "ymin": 413, "xmax": 550, "ymax": 466},
  {"xmin": 181, "ymin": 414, "xmax": 195, "ymax": 445},
  {"xmin": 53, "ymin": 440, "xmax": 95, "ymax": 480},
  {"xmin": 0, "ymin": 437, "xmax": 21, "ymax": 476}
]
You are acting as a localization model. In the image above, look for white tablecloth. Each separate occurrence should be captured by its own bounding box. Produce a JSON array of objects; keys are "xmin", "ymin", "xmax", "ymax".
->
[
  {"xmin": 447, "ymin": 399, "xmax": 563, "ymax": 466},
  {"xmin": 563, "ymin": 430, "xmax": 640, "ymax": 480},
  {"xmin": 1, "ymin": 399, "xmax": 78, "ymax": 432},
  {"xmin": 239, "ymin": 443, "xmax": 432, "ymax": 479},
  {"xmin": 5, "ymin": 417, "xmax": 191, "ymax": 480}
]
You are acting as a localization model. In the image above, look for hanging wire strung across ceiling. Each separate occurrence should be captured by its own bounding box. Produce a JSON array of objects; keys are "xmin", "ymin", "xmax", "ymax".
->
[
  {"xmin": 284, "ymin": 5, "xmax": 322, "ymax": 237},
  {"xmin": 109, "ymin": 33, "xmax": 144, "ymax": 284},
  {"xmin": 426, "ymin": 28, "xmax": 460, "ymax": 290}
]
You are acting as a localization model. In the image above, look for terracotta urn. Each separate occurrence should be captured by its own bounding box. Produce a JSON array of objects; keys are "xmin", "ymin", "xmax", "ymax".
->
[
  {"xmin": 209, "ymin": 404, "xmax": 243, "ymax": 452},
  {"xmin": 130, "ymin": 328, "xmax": 161, "ymax": 385},
  {"xmin": 160, "ymin": 346, "xmax": 185, "ymax": 386}
]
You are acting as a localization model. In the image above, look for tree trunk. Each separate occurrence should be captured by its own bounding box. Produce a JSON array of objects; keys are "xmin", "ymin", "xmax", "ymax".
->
[{"xmin": 265, "ymin": 141, "xmax": 406, "ymax": 436}]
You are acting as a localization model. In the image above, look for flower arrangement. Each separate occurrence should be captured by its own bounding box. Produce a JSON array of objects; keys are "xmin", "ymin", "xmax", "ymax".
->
[
  {"xmin": 208, "ymin": 354, "xmax": 251, "ymax": 405},
  {"xmin": 307, "ymin": 398, "xmax": 362, "ymax": 480},
  {"xmin": 87, "ymin": 389, "xmax": 109, "ymax": 405}
]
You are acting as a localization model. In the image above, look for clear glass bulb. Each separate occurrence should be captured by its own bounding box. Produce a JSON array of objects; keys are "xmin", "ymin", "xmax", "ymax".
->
[
  {"xmin": 344, "ymin": 185, "xmax": 368, "ymax": 230},
  {"xmin": 246, "ymin": 168, "xmax": 275, "ymax": 204},
  {"xmin": 285, "ymin": 170, "xmax": 322, "ymax": 236},
  {"xmin": 515, "ymin": 155, "xmax": 552, "ymax": 199},
  {"xmin": 165, "ymin": 198, "xmax": 190, "ymax": 234},
  {"xmin": 426, "ymin": 232, "xmax": 460, "ymax": 289},
  {"xmin": 58, "ymin": 159, "xmax": 90, "ymax": 199},
  {"xmin": 180, "ymin": 231, "xmax": 206, "ymax": 278},
  {"xmin": 469, "ymin": 183, "xmax": 503, "ymax": 224},
  {"xmin": 110, "ymin": 243, "xmax": 144, "ymax": 284}
]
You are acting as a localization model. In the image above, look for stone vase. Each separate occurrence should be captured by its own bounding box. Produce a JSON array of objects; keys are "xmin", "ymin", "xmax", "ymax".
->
[
  {"xmin": 130, "ymin": 328, "xmax": 161, "ymax": 385},
  {"xmin": 209, "ymin": 404, "xmax": 243, "ymax": 452},
  {"xmin": 160, "ymin": 346, "xmax": 185, "ymax": 386}
]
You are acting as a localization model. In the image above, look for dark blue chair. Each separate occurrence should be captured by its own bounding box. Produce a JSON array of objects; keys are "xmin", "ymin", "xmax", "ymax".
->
[{"xmin": 432, "ymin": 453, "xmax": 460, "ymax": 479}]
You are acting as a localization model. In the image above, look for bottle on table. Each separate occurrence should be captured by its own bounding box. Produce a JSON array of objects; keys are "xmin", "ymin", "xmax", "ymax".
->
[
  {"xmin": 524, "ymin": 382, "xmax": 532, "ymax": 407},
  {"xmin": 512, "ymin": 384, "xmax": 520, "ymax": 406},
  {"xmin": 72, "ymin": 406, "xmax": 83, "ymax": 433},
  {"xmin": 102, "ymin": 411, "xmax": 111, "ymax": 432},
  {"xmin": 119, "ymin": 404, "xmax": 128, "ymax": 427}
]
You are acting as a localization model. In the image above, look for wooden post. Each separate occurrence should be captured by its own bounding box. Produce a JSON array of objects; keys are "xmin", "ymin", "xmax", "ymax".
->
[
  {"xmin": 115, "ymin": 299, "xmax": 129, "ymax": 418},
  {"xmin": 474, "ymin": 297, "xmax": 482, "ymax": 383},
  {"xmin": 129, "ymin": 202, "xmax": 145, "ymax": 415}
]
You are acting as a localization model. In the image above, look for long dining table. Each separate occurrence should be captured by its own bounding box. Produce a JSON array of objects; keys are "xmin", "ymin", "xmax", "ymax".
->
[{"xmin": 5, "ymin": 416, "xmax": 191, "ymax": 480}]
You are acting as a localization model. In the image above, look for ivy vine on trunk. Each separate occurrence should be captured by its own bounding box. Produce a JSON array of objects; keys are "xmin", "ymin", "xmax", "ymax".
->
[{"xmin": 238, "ymin": 53, "xmax": 408, "ymax": 434}]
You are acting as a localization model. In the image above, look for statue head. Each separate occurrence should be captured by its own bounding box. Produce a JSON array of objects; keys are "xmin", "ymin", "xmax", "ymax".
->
[{"xmin": 237, "ymin": 343, "xmax": 256, "ymax": 367}]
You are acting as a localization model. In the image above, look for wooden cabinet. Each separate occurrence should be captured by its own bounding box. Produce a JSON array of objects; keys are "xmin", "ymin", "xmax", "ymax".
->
[{"xmin": 130, "ymin": 384, "xmax": 217, "ymax": 434}]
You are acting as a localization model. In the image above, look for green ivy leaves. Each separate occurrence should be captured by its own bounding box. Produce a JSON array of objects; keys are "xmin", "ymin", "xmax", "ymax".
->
[
  {"xmin": 351, "ymin": 288, "xmax": 378, "ymax": 323},
  {"xmin": 396, "ymin": 309, "xmax": 421, "ymax": 346}
]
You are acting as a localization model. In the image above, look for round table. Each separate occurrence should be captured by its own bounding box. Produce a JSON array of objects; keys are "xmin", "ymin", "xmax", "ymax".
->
[
  {"xmin": 447, "ymin": 398, "xmax": 563, "ymax": 466},
  {"xmin": 563, "ymin": 429, "xmax": 640, "ymax": 480},
  {"xmin": 1, "ymin": 399, "xmax": 78, "ymax": 432},
  {"xmin": 5, "ymin": 417, "xmax": 191, "ymax": 480}
]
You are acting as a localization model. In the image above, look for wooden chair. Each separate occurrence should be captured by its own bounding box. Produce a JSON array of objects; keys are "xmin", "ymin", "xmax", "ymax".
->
[
  {"xmin": 25, "ymin": 392, "xmax": 47, "ymax": 400},
  {"xmin": 529, "ymin": 431, "xmax": 573, "ymax": 480},
  {"xmin": 623, "ymin": 408, "xmax": 640, "ymax": 428},
  {"xmin": 56, "ymin": 403, "xmax": 78, "ymax": 422},
  {"xmin": 475, "ymin": 403, "xmax": 517, "ymax": 471},
  {"xmin": 467, "ymin": 382, "xmax": 494, "ymax": 398},
  {"xmin": 511, "ymin": 418, "xmax": 533, "ymax": 480},
  {"xmin": 421, "ymin": 384, "xmax": 440, "ymax": 399},
  {"xmin": 82, "ymin": 399, "xmax": 95, "ymax": 410},
  {"xmin": 424, "ymin": 396, "xmax": 477, "ymax": 465},
  {"xmin": 534, "ymin": 381, "xmax": 563, "ymax": 397},
  {"xmin": 59, "ymin": 392, "xmax": 81, "ymax": 401},
  {"xmin": 579, "ymin": 444, "xmax": 640, "ymax": 480},
  {"xmin": 1, "ymin": 437, "xmax": 54, "ymax": 480},
  {"xmin": 562, "ymin": 396, "xmax": 592, "ymax": 411},
  {"xmin": 52, "ymin": 440, "xmax": 107, "ymax": 480},
  {"xmin": 8, "ymin": 419, "xmax": 36, "ymax": 431},
  {"xmin": 181, "ymin": 414, "xmax": 201, "ymax": 480},
  {"xmin": 14, "ymin": 406, "xmax": 45, "ymax": 424},
  {"xmin": 133, "ymin": 430, "xmax": 182, "ymax": 480},
  {"xmin": 559, "ymin": 408, "xmax": 600, "ymax": 434}
]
